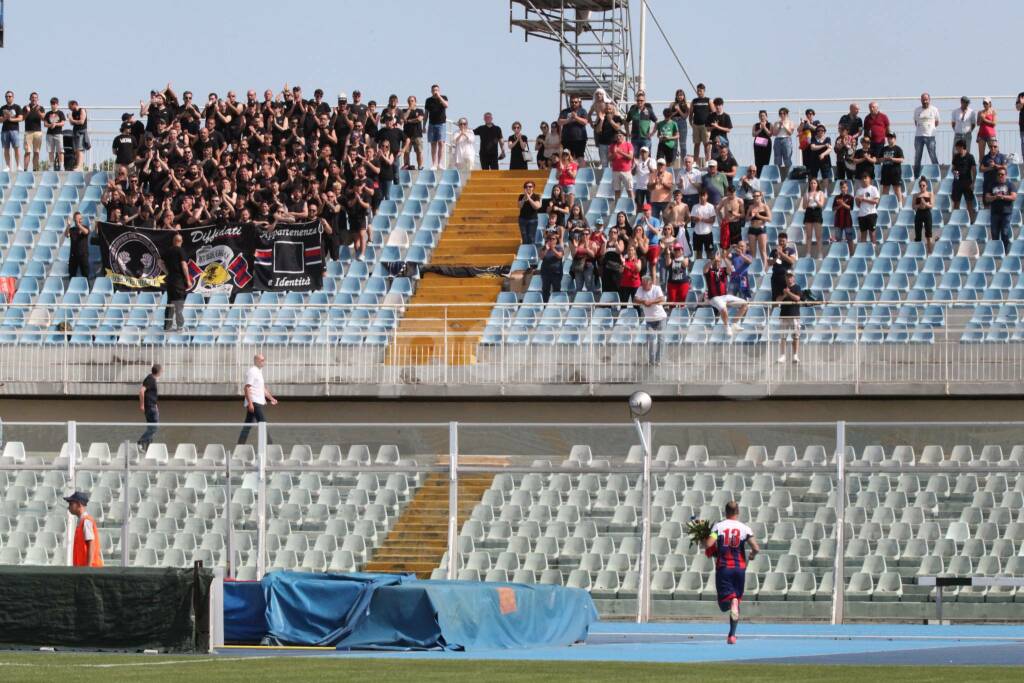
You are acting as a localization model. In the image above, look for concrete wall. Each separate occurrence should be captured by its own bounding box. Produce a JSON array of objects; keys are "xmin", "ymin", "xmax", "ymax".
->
[{"xmin": 0, "ymin": 396, "xmax": 1019, "ymax": 424}]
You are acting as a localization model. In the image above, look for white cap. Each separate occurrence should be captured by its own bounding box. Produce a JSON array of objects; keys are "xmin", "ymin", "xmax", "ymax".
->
[
  {"xmin": 656, "ymin": 158, "xmax": 666, "ymax": 165},
  {"xmin": 640, "ymin": 146, "xmax": 650, "ymax": 152},
  {"xmin": 983, "ymin": 96, "xmax": 992, "ymax": 104},
  {"xmin": 337, "ymin": 91, "xmax": 348, "ymax": 101}
]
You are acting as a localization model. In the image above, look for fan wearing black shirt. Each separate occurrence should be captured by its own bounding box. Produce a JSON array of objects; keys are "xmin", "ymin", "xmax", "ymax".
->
[
  {"xmin": 707, "ymin": 97, "xmax": 733, "ymax": 156},
  {"xmin": 377, "ymin": 115, "xmax": 405, "ymax": 180},
  {"xmin": 22, "ymin": 92, "xmax": 45, "ymax": 171},
  {"xmin": 853, "ymin": 137, "xmax": 876, "ymax": 182},
  {"xmin": 402, "ymin": 96, "xmax": 425, "ymax": 170},
  {"xmin": 775, "ymin": 272, "xmax": 802, "ymax": 363},
  {"xmin": 113, "ymin": 124, "xmax": 137, "ymax": 172},
  {"xmin": 474, "ymin": 113, "xmax": 505, "ymax": 170},
  {"xmin": 162, "ymin": 232, "xmax": 192, "ymax": 332},
  {"xmin": 137, "ymin": 364, "xmax": 162, "ymax": 453},
  {"xmin": 425, "ymin": 84, "xmax": 449, "ymax": 171},
  {"xmin": 689, "ymin": 83, "xmax": 712, "ymax": 166},
  {"xmin": 838, "ymin": 104, "xmax": 863, "ymax": 139},
  {"xmin": 43, "ymin": 98, "xmax": 66, "ymax": 170},
  {"xmin": 558, "ymin": 95, "xmax": 589, "ymax": 163},
  {"xmin": 879, "ymin": 132, "xmax": 905, "ymax": 205},
  {"xmin": 1, "ymin": 90, "xmax": 24, "ymax": 170},
  {"xmin": 950, "ymin": 140, "xmax": 977, "ymax": 223},
  {"xmin": 66, "ymin": 212, "xmax": 91, "ymax": 279}
]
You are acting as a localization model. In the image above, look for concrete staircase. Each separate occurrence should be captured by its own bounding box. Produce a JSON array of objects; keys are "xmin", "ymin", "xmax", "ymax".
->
[
  {"xmin": 363, "ymin": 471, "xmax": 493, "ymax": 579},
  {"xmin": 390, "ymin": 169, "xmax": 549, "ymax": 365}
]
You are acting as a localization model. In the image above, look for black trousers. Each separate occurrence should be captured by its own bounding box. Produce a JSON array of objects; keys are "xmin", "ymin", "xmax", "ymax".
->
[
  {"xmin": 139, "ymin": 406, "xmax": 158, "ymax": 447},
  {"xmin": 480, "ymin": 151, "xmax": 499, "ymax": 170},
  {"xmin": 68, "ymin": 240, "xmax": 90, "ymax": 279},
  {"xmin": 237, "ymin": 403, "xmax": 271, "ymax": 445}
]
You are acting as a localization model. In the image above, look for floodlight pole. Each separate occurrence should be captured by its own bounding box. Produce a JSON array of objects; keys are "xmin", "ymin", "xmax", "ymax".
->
[
  {"xmin": 256, "ymin": 421, "xmax": 267, "ymax": 580},
  {"xmin": 831, "ymin": 420, "xmax": 846, "ymax": 625},
  {"xmin": 632, "ymin": 414, "xmax": 653, "ymax": 623},
  {"xmin": 447, "ymin": 421, "xmax": 459, "ymax": 580},
  {"xmin": 66, "ymin": 420, "xmax": 76, "ymax": 567},
  {"xmin": 637, "ymin": 0, "xmax": 647, "ymax": 93}
]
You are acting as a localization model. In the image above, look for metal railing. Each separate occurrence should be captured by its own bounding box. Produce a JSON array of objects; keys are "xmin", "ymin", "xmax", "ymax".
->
[
  {"xmin": 0, "ymin": 300, "xmax": 1021, "ymax": 396},
  {"xmin": 1, "ymin": 419, "xmax": 1022, "ymax": 622}
]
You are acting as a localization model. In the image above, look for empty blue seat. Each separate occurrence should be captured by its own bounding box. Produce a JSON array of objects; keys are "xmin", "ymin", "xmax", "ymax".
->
[
  {"xmin": 406, "ymin": 246, "xmax": 428, "ymax": 264},
  {"xmin": 778, "ymin": 180, "xmax": 803, "ymax": 197},
  {"xmin": 426, "ymin": 199, "xmax": 450, "ymax": 216}
]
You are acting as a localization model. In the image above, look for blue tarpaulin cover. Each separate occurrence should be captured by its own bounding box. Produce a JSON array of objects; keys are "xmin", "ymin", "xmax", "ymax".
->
[
  {"xmin": 224, "ymin": 571, "xmax": 414, "ymax": 646},
  {"xmin": 223, "ymin": 574, "xmax": 598, "ymax": 650},
  {"xmin": 335, "ymin": 580, "xmax": 598, "ymax": 651}
]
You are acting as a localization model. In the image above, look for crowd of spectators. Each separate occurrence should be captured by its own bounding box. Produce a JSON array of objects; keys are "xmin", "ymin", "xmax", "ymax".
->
[
  {"xmin": 101, "ymin": 83, "xmax": 462, "ymax": 262},
  {"xmin": 1, "ymin": 90, "xmax": 90, "ymax": 172},
  {"xmin": 514, "ymin": 87, "xmax": 1024, "ymax": 351},
  {"xmin": 2, "ymin": 82, "xmax": 1023, "ymax": 349},
  {"xmin": 2, "ymin": 84, "xmax": 464, "ymax": 263}
]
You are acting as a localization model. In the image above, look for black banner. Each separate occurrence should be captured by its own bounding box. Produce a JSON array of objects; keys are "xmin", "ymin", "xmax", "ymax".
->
[
  {"xmin": 98, "ymin": 222, "xmax": 174, "ymax": 291},
  {"xmin": 181, "ymin": 223, "xmax": 255, "ymax": 296},
  {"xmin": 252, "ymin": 220, "xmax": 323, "ymax": 292},
  {"xmin": 99, "ymin": 222, "xmax": 256, "ymax": 294}
]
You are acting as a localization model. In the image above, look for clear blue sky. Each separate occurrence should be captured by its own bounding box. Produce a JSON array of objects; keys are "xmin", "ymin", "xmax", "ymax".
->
[{"xmin": 1, "ymin": 0, "xmax": 1020, "ymax": 134}]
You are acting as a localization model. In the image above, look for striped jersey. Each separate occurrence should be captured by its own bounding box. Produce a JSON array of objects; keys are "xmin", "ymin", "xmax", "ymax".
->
[{"xmin": 711, "ymin": 518, "xmax": 754, "ymax": 570}]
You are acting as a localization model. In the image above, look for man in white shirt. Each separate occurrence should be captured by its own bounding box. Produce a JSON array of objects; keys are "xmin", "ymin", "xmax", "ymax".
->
[
  {"xmin": 855, "ymin": 174, "xmax": 880, "ymax": 246},
  {"xmin": 951, "ymin": 96, "xmax": 976, "ymax": 157},
  {"xmin": 633, "ymin": 146, "xmax": 656, "ymax": 207},
  {"xmin": 912, "ymin": 92, "xmax": 941, "ymax": 178},
  {"xmin": 237, "ymin": 353, "xmax": 278, "ymax": 445},
  {"xmin": 634, "ymin": 276, "xmax": 668, "ymax": 365},
  {"xmin": 676, "ymin": 154, "xmax": 703, "ymax": 210},
  {"xmin": 690, "ymin": 189, "xmax": 717, "ymax": 259}
]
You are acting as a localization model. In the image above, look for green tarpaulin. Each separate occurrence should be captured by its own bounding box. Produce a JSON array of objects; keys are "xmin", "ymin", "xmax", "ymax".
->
[{"xmin": 0, "ymin": 566, "xmax": 212, "ymax": 653}]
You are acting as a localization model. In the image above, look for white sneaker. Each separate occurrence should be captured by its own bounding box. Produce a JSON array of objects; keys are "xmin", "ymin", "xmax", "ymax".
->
[
  {"xmin": 731, "ymin": 323, "xmax": 742, "ymax": 333},
  {"xmin": 725, "ymin": 325, "xmax": 734, "ymax": 337},
  {"xmin": 777, "ymin": 354, "xmax": 786, "ymax": 364},
  {"xmin": 792, "ymin": 354, "xmax": 800, "ymax": 363}
]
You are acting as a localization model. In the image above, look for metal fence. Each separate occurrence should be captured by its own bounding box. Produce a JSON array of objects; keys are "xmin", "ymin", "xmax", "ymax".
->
[
  {"xmin": 1, "ymin": 420, "xmax": 1021, "ymax": 622},
  {"xmin": 0, "ymin": 300, "xmax": 1020, "ymax": 396}
]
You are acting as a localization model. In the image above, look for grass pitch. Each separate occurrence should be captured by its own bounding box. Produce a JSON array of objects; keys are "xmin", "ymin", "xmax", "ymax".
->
[{"xmin": 0, "ymin": 652, "xmax": 1011, "ymax": 682}]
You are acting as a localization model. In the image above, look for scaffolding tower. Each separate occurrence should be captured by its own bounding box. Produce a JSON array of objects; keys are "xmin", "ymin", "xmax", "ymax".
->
[{"xmin": 510, "ymin": 0, "xmax": 635, "ymax": 107}]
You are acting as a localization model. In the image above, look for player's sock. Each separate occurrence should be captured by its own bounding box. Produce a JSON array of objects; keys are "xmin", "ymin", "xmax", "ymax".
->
[{"xmin": 728, "ymin": 598, "xmax": 739, "ymax": 637}]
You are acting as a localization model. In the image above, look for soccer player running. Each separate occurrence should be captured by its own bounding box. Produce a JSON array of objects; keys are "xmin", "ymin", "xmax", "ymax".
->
[{"xmin": 704, "ymin": 501, "xmax": 760, "ymax": 644}]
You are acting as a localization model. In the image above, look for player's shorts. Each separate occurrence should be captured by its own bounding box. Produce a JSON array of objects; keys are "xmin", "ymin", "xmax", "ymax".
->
[{"xmin": 715, "ymin": 566, "xmax": 746, "ymax": 610}]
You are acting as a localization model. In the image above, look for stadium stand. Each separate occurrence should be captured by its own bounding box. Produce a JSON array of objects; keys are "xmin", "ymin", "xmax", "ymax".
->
[
  {"xmin": 490, "ymin": 162, "xmax": 1024, "ymax": 349},
  {"xmin": 1, "ymin": 434, "xmax": 1021, "ymax": 619},
  {"xmin": 0, "ymin": 167, "xmax": 465, "ymax": 345}
]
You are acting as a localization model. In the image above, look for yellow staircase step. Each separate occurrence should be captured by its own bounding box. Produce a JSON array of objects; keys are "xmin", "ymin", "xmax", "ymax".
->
[
  {"xmin": 391, "ymin": 170, "xmax": 536, "ymax": 365},
  {"xmin": 363, "ymin": 471, "xmax": 496, "ymax": 578}
]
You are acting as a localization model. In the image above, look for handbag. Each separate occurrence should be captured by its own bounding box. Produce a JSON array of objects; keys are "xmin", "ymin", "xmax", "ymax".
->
[{"xmin": 754, "ymin": 136, "xmax": 770, "ymax": 148}]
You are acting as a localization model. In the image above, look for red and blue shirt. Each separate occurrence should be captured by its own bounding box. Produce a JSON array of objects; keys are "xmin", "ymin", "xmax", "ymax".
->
[{"xmin": 711, "ymin": 519, "xmax": 753, "ymax": 570}]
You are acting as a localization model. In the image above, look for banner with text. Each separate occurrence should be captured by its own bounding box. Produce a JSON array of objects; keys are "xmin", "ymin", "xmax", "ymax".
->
[
  {"xmin": 252, "ymin": 221, "xmax": 323, "ymax": 292},
  {"xmin": 181, "ymin": 223, "xmax": 255, "ymax": 296},
  {"xmin": 98, "ymin": 222, "xmax": 258, "ymax": 294}
]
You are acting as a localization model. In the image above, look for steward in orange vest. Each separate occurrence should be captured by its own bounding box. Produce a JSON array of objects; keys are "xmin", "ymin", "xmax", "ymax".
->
[{"xmin": 65, "ymin": 491, "xmax": 103, "ymax": 567}]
